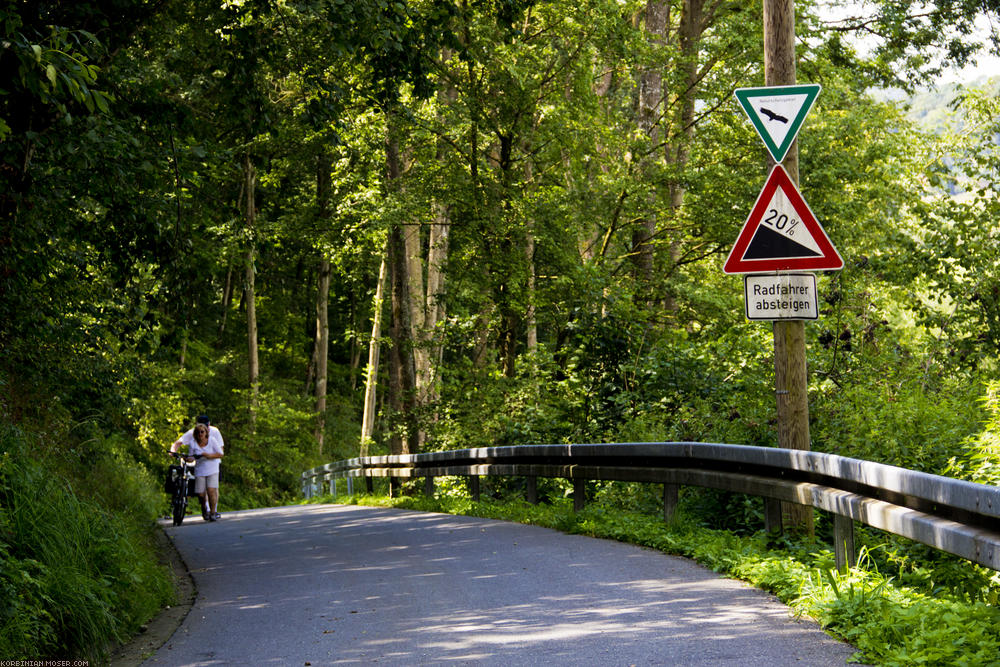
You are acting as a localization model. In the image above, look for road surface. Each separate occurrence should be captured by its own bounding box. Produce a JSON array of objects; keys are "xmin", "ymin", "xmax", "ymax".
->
[{"xmin": 144, "ymin": 504, "xmax": 857, "ymax": 666}]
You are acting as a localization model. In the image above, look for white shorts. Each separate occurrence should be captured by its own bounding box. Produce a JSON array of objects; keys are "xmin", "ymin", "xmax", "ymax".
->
[{"xmin": 195, "ymin": 473, "xmax": 220, "ymax": 493}]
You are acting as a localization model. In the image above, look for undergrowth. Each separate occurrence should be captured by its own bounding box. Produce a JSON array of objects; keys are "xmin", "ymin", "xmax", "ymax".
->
[
  {"xmin": 0, "ymin": 424, "xmax": 174, "ymax": 662},
  {"xmin": 307, "ymin": 490, "xmax": 1000, "ymax": 666}
]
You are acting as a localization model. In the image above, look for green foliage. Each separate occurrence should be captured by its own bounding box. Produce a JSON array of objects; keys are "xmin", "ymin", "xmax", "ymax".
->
[
  {"xmin": 944, "ymin": 381, "xmax": 1000, "ymax": 487},
  {"xmin": 0, "ymin": 424, "xmax": 172, "ymax": 662},
  {"xmin": 812, "ymin": 369, "xmax": 986, "ymax": 472},
  {"xmin": 5, "ymin": 0, "xmax": 1000, "ymax": 657},
  {"xmin": 796, "ymin": 553, "xmax": 1000, "ymax": 665},
  {"xmin": 0, "ymin": 4, "xmax": 112, "ymax": 139},
  {"xmin": 222, "ymin": 385, "xmax": 321, "ymax": 509},
  {"xmin": 903, "ymin": 85, "xmax": 1000, "ymax": 360}
]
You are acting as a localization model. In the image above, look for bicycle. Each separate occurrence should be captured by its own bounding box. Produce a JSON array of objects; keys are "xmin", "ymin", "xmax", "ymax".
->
[{"xmin": 166, "ymin": 450, "xmax": 202, "ymax": 526}]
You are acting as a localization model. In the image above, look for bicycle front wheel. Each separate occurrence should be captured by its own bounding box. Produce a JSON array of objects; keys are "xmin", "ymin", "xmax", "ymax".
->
[{"xmin": 172, "ymin": 494, "xmax": 186, "ymax": 526}]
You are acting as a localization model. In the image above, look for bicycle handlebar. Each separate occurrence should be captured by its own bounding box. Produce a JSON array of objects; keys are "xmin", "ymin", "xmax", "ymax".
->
[{"xmin": 168, "ymin": 450, "xmax": 203, "ymax": 459}]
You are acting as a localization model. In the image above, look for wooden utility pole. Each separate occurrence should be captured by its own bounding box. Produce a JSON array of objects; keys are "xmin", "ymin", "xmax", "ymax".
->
[{"xmin": 763, "ymin": 0, "xmax": 813, "ymax": 534}]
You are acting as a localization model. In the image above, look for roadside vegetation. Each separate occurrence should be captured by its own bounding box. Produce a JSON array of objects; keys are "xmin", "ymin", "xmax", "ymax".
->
[
  {"xmin": 0, "ymin": 424, "xmax": 173, "ymax": 662},
  {"xmin": 4, "ymin": 0, "xmax": 1000, "ymax": 663}
]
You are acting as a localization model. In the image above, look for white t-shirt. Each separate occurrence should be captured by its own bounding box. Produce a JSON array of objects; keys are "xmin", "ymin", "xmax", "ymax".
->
[{"xmin": 181, "ymin": 425, "xmax": 225, "ymax": 477}]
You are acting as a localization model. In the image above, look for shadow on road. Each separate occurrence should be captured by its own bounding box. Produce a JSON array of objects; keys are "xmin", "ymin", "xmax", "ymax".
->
[{"xmin": 145, "ymin": 505, "xmax": 858, "ymax": 666}]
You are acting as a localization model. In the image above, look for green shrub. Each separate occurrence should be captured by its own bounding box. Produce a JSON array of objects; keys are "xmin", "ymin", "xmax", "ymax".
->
[
  {"xmin": 945, "ymin": 380, "xmax": 1000, "ymax": 487},
  {"xmin": 0, "ymin": 424, "xmax": 173, "ymax": 662}
]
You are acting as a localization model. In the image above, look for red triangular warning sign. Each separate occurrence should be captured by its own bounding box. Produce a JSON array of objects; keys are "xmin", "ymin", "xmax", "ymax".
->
[{"xmin": 724, "ymin": 165, "xmax": 843, "ymax": 274}]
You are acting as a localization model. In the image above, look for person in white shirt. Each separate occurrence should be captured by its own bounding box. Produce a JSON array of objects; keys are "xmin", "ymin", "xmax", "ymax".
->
[{"xmin": 170, "ymin": 415, "xmax": 225, "ymax": 521}]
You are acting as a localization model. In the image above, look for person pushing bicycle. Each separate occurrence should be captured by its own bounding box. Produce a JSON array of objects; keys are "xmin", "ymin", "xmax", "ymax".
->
[{"xmin": 170, "ymin": 415, "xmax": 226, "ymax": 521}]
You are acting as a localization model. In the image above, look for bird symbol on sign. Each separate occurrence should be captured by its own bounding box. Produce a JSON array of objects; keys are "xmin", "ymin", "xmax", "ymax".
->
[{"xmin": 760, "ymin": 107, "xmax": 788, "ymax": 123}]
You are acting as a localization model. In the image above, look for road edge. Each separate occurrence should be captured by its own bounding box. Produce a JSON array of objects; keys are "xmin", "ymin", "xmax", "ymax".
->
[{"xmin": 109, "ymin": 524, "xmax": 196, "ymax": 666}]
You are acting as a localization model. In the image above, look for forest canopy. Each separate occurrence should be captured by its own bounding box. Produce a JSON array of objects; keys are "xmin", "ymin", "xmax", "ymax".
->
[{"xmin": 3, "ymin": 0, "xmax": 1000, "ymax": 507}]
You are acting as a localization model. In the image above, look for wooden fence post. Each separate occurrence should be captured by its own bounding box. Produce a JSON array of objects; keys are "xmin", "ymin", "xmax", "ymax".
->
[
  {"xmin": 765, "ymin": 497, "xmax": 783, "ymax": 537},
  {"xmin": 834, "ymin": 513, "xmax": 856, "ymax": 573},
  {"xmin": 526, "ymin": 476, "xmax": 538, "ymax": 504},
  {"xmin": 663, "ymin": 483, "xmax": 679, "ymax": 523},
  {"xmin": 574, "ymin": 479, "xmax": 586, "ymax": 512}
]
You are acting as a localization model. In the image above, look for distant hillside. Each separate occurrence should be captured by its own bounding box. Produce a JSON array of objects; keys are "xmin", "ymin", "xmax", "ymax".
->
[
  {"xmin": 872, "ymin": 74, "xmax": 1000, "ymax": 133},
  {"xmin": 868, "ymin": 75, "xmax": 999, "ymax": 198}
]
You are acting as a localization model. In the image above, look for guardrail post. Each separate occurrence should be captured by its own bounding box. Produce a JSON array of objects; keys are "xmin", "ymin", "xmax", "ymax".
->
[
  {"xmin": 526, "ymin": 476, "xmax": 538, "ymax": 504},
  {"xmin": 833, "ymin": 513, "xmax": 856, "ymax": 573},
  {"xmin": 663, "ymin": 484, "xmax": 679, "ymax": 523},
  {"xmin": 347, "ymin": 476, "xmax": 354, "ymax": 496},
  {"xmin": 469, "ymin": 475, "xmax": 481, "ymax": 502},
  {"xmin": 424, "ymin": 475, "xmax": 435, "ymax": 497},
  {"xmin": 366, "ymin": 475, "xmax": 374, "ymax": 493},
  {"xmin": 389, "ymin": 477, "xmax": 399, "ymax": 498},
  {"xmin": 331, "ymin": 478, "xmax": 337, "ymax": 497},
  {"xmin": 764, "ymin": 498, "xmax": 783, "ymax": 537},
  {"xmin": 573, "ymin": 479, "xmax": 586, "ymax": 512},
  {"xmin": 303, "ymin": 478, "xmax": 311, "ymax": 499}
]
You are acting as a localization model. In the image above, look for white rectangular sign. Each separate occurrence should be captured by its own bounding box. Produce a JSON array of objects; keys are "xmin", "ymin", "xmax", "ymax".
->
[{"xmin": 744, "ymin": 273, "xmax": 818, "ymax": 321}]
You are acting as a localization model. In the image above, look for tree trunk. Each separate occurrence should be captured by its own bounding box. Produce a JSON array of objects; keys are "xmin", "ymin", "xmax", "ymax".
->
[
  {"xmin": 499, "ymin": 306, "xmax": 519, "ymax": 377},
  {"xmin": 219, "ymin": 264, "xmax": 233, "ymax": 338},
  {"xmin": 424, "ymin": 204, "xmax": 450, "ymax": 403},
  {"xmin": 403, "ymin": 213, "xmax": 430, "ymax": 451},
  {"xmin": 671, "ymin": 0, "xmax": 703, "ymax": 194},
  {"xmin": 384, "ymin": 119, "xmax": 417, "ymax": 455},
  {"xmin": 385, "ymin": 100, "xmax": 453, "ymax": 450},
  {"xmin": 420, "ymin": 55, "xmax": 455, "ymax": 419},
  {"xmin": 764, "ymin": 0, "xmax": 813, "ymax": 536},
  {"xmin": 313, "ymin": 151, "xmax": 333, "ymax": 454},
  {"xmin": 243, "ymin": 152, "xmax": 260, "ymax": 431},
  {"xmin": 632, "ymin": 0, "xmax": 668, "ymax": 285},
  {"xmin": 660, "ymin": 0, "xmax": 707, "ymax": 310},
  {"xmin": 525, "ymin": 230, "xmax": 537, "ymax": 351},
  {"xmin": 388, "ymin": 222, "xmax": 416, "ymax": 455},
  {"xmin": 523, "ymin": 151, "xmax": 537, "ymax": 352},
  {"xmin": 349, "ymin": 294, "xmax": 362, "ymax": 391},
  {"xmin": 360, "ymin": 252, "xmax": 388, "ymax": 457},
  {"xmin": 313, "ymin": 259, "xmax": 330, "ymax": 454}
]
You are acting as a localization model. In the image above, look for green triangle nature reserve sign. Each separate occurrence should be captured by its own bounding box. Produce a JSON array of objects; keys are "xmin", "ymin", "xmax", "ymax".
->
[{"xmin": 734, "ymin": 84, "xmax": 820, "ymax": 163}]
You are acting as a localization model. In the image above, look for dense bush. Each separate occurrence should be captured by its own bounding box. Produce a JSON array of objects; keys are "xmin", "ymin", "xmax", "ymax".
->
[
  {"xmin": 944, "ymin": 380, "xmax": 1000, "ymax": 486},
  {"xmin": 0, "ymin": 424, "xmax": 173, "ymax": 662}
]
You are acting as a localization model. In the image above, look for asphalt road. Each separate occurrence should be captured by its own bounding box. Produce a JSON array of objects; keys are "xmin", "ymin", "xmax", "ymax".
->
[{"xmin": 145, "ymin": 504, "xmax": 858, "ymax": 666}]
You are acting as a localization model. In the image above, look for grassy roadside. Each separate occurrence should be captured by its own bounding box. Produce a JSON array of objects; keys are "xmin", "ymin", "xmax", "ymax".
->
[
  {"xmin": 306, "ymin": 490, "xmax": 1000, "ymax": 666},
  {"xmin": 0, "ymin": 424, "xmax": 174, "ymax": 663}
]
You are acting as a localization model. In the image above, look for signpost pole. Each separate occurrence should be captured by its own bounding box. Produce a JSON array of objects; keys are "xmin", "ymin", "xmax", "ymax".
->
[{"xmin": 764, "ymin": 0, "xmax": 813, "ymax": 534}]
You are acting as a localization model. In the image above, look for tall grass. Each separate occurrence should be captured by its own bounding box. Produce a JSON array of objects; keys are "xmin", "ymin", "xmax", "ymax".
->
[{"xmin": 0, "ymin": 424, "xmax": 173, "ymax": 662}]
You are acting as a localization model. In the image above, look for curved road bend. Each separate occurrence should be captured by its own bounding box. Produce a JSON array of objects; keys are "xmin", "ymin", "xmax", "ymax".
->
[{"xmin": 145, "ymin": 504, "xmax": 857, "ymax": 666}]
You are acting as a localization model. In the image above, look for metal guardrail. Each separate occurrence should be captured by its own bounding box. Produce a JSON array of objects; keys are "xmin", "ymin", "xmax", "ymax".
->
[{"xmin": 301, "ymin": 442, "xmax": 1000, "ymax": 572}]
